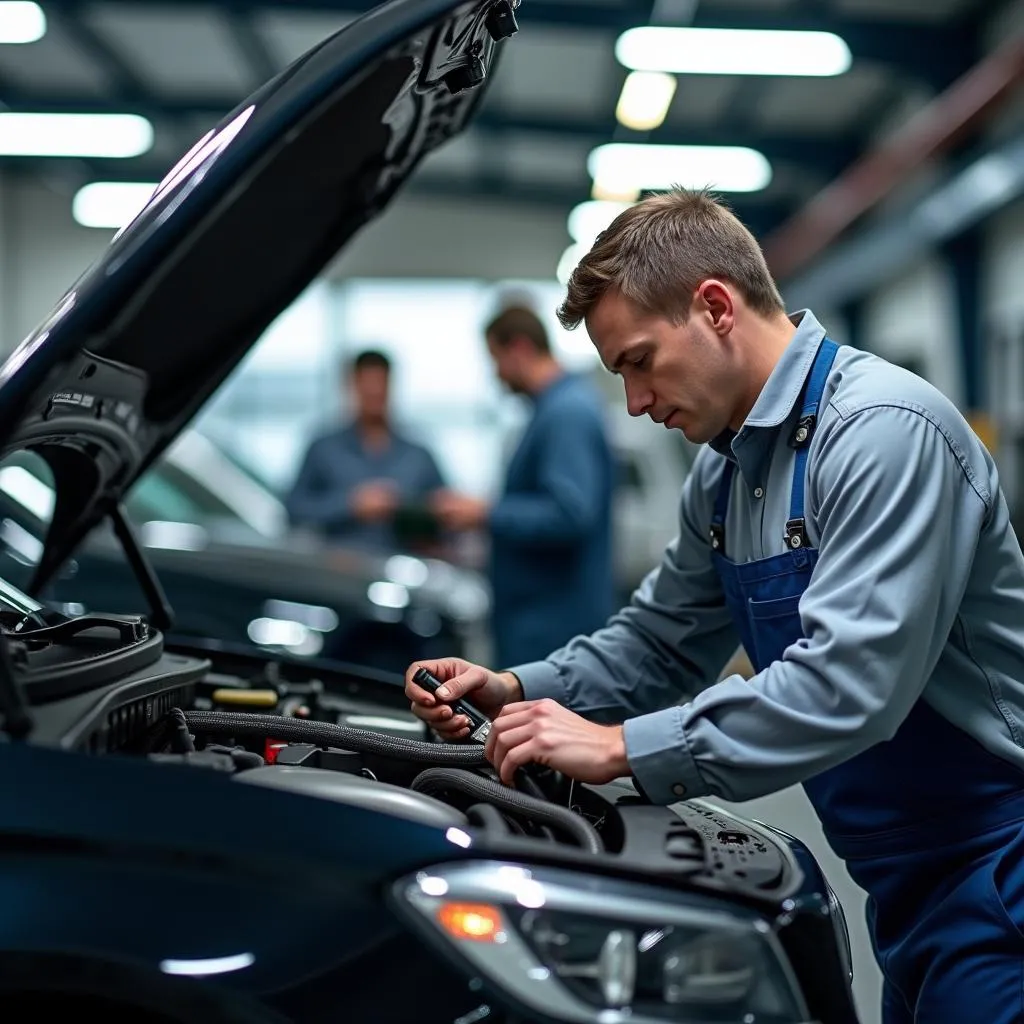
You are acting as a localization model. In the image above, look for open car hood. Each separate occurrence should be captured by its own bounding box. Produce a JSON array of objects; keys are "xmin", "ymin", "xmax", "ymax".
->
[{"xmin": 0, "ymin": 0, "xmax": 517, "ymax": 588}]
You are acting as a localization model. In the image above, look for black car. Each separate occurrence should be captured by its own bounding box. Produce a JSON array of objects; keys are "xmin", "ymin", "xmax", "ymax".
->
[
  {"xmin": 0, "ymin": 1, "xmax": 859, "ymax": 1021},
  {"xmin": 0, "ymin": 434, "xmax": 491, "ymax": 674}
]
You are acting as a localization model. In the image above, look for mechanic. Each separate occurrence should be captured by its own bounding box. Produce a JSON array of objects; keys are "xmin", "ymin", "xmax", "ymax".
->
[
  {"xmin": 432, "ymin": 305, "xmax": 616, "ymax": 665},
  {"xmin": 285, "ymin": 348, "xmax": 447, "ymax": 551},
  {"xmin": 407, "ymin": 188, "xmax": 1024, "ymax": 1023}
]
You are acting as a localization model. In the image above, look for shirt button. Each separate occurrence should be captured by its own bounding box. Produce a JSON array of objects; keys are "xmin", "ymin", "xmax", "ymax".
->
[
  {"xmin": 672, "ymin": 783, "xmax": 687, "ymax": 797},
  {"xmin": 753, "ymin": 487, "xmax": 764, "ymax": 499}
]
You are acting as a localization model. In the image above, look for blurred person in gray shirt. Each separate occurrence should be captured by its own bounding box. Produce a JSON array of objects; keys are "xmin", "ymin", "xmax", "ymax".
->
[{"xmin": 286, "ymin": 349, "xmax": 446, "ymax": 551}]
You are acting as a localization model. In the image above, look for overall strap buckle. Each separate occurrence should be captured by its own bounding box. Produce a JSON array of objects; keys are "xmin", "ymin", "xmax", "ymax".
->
[
  {"xmin": 709, "ymin": 522, "xmax": 725, "ymax": 552},
  {"xmin": 789, "ymin": 413, "xmax": 817, "ymax": 448},
  {"xmin": 785, "ymin": 518, "xmax": 809, "ymax": 549}
]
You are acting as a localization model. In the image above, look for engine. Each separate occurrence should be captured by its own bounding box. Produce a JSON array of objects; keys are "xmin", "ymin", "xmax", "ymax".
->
[{"xmin": 4, "ymin": 633, "xmax": 860, "ymax": 1024}]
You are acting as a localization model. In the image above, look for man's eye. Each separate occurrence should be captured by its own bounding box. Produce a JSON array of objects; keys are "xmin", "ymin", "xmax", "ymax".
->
[{"xmin": 631, "ymin": 354, "xmax": 647, "ymax": 369}]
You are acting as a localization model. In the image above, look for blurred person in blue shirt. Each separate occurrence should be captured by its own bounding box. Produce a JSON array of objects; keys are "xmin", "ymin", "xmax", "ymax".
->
[
  {"xmin": 285, "ymin": 349, "xmax": 447, "ymax": 552},
  {"xmin": 433, "ymin": 306, "xmax": 616, "ymax": 666}
]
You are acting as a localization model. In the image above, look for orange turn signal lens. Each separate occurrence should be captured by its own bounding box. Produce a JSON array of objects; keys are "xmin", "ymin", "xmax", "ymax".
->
[{"xmin": 437, "ymin": 902, "xmax": 504, "ymax": 942}]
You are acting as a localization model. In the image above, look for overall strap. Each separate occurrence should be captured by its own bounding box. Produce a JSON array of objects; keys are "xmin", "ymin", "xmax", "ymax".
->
[
  {"xmin": 709, "ymin": 460, "xmax": 735, "ymax": 553},
  {"xmin": 785, "ymin": 338, "xmax": 840, "ymax": 550}
]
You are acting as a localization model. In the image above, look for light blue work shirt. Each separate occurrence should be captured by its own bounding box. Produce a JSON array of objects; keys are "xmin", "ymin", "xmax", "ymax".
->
[{"xmin": 511, "ymin": 310, "xmax": 1024, "ymax": 806}]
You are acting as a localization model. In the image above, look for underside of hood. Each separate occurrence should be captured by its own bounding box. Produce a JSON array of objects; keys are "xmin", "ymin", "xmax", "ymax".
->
[{"xmin": 0, "ymin": 0, "xmax": 516, "ymax": 589}]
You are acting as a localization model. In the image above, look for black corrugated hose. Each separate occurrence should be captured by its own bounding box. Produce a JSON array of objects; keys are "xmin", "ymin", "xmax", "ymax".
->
[
  {"xmin": 179, "ymin": 710, "xmax": 487, "ymax": 766},
  {"xmin": 466, "ymin": 803, "xmax": 510, "ymax": 835},
  {"xmin": 410, "ymin": 767, "xmax": 603, "ymax": 854}
]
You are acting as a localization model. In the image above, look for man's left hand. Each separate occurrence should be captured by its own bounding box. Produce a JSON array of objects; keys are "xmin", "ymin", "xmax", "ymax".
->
[
  {"xmin": 432, "ymin": 491, "xmax": 490, "ymax": 531},
  {"xmin": 484, "ymin": 699, "xmax": 630, "ymax": 786}
]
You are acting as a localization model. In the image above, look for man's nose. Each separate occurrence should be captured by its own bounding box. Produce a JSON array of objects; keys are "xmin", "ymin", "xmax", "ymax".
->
[{"xmin": 624, "ymin": 382, "xmax": 653, "ymax": 418}]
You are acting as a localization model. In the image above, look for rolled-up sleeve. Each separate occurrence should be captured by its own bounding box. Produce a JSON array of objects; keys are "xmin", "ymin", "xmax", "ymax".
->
[
  {"xmin": 510, "ymin": 453, "xmax": 740, "ymax": 724},
  {"xmin": 627, "ymin": 405, "xmax": 992, "ymax": 805}
]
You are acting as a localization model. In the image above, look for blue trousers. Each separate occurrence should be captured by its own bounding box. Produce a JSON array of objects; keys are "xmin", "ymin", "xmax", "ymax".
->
[{"xmin": 866, "ymin": 817, "xmax": 1024, "ymax": 1023}]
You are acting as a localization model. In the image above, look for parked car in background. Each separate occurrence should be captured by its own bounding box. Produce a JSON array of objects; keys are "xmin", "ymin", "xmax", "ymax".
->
[{"xmin": 0, "ymin": 434, "xmax": 491, "ymax": 674}]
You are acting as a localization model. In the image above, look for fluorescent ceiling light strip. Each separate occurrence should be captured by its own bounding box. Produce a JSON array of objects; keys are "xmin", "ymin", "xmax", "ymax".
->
[
  {"xmin": 556, "ymin": 243, "xmax": 587, "ymax": 286},
  {"xmin": 616, "ymin": 27, "xmax": 852, "ymax": 77},
  {"xmin": 0, "ymin": 113, "xmax": 153, "ymax": 157},
  {"xmin": 0, "ymin": 2, "xmax": 45, "ymax": 44},
  {"xmin": 589, "ymin": 143, "xmax": 772, "ymax": 195},
  {"xmin": 73, "ymin": 181, "xmax": 159, "ymax": 230},
  {"xmin": 616, "ymin": 70, "xmax": 677, "ymax": 131},
  {"xmin": 567, "ymin": 200, "xmax": 635, "ymax": 249}
]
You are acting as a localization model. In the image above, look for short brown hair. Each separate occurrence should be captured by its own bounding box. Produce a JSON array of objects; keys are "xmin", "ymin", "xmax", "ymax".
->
[
  {"xmin": 557, "ymin": 187, "xmax": 784, "ymax": 330},
  {"xmin": 343, "ymin": 348, "xmax": 391, "ymax": 378},
  {"xmin": 485, "ymin": 305, "xmax": 551, "ymax": 354}
]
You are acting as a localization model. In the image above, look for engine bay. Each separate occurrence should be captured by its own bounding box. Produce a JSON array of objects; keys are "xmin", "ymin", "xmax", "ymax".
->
[
  {"xmin": 13, "ymin": 618, "xmax": 802, "ymax": 907},
  {"xmin": 0, "ymin": 612, "xmax": 861, "ymax": 1024}
]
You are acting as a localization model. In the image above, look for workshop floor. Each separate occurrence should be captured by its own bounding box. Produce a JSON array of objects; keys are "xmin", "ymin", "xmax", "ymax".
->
[{"xmin": 711, "ymin": 787, "xmax": 883, "ymax": 1024}]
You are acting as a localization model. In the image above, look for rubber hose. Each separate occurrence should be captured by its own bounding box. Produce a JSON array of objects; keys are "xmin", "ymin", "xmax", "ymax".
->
[
  {"xmin": 410, "ymin": 768, "xmax": 602, "ymax": 854},
  {"xmin": 180, "ymin": 710, "xmax": 487, "ymax": 766},
  {"xmin": 512, "ymin": 771, "xmax": 558, "ymax": 842},
  {"xmin": 169, "ymin": 707, "xmax": 196, "ymax": 753},
  {"xmin": 466, "ymin": 803, "xmax": 510, "ymax": 836}
]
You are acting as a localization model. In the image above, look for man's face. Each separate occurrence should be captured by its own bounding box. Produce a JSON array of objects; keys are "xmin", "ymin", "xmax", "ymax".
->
[
  {"xmin": 486, "ymin": 335, "xmax": 526, "ymax": 394},
  {"xmin": 587, "ymin": 289, "xmax": 737, "ymax": 444},
  {"xmin": 351, "ymin": 365, "xmax": 390, "ymax": 422}
]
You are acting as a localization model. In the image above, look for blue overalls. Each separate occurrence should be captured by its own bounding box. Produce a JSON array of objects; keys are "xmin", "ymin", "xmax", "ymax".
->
[{"xmin": 711, "ymin": 337, "xmax": 1024, "ymax": 1022}]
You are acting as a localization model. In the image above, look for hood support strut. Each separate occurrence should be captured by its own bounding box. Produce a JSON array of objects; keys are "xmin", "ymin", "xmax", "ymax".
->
[
  {"xmin": 109, "ymin": 503, "xmax": 175, "ymax": 633},
  {"xmin": 0, "ymin": 635, "xmax": 32, "ymax": 740}
]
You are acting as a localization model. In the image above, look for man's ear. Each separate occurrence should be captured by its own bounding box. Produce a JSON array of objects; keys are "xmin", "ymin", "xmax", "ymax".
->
[{"xmin": 696, "ymin": 279, "xmax": 735, "ymax": 336}]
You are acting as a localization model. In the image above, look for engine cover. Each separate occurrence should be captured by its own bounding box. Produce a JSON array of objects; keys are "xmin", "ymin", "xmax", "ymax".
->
[{"xmin": 233, "ymin": 766, "xmax": 468, "ymax": 829}]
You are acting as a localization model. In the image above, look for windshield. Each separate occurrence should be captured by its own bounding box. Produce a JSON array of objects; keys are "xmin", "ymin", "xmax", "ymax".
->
[
  {"xmin": 128, "ymin": 465, "xmax": 238, "ymax": 524},
  {"xmin": 0, "ymin": 452, "xmax": 51, "ymax": 612},
  {"xmin": 0, "ymin": 572, "xmax": 43, "ymax": 616}
]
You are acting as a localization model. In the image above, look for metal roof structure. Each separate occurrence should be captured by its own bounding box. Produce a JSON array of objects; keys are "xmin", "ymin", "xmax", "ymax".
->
[{"xmin": 0, "ymin": 0, "xmax": 1021, "ymax": 285}]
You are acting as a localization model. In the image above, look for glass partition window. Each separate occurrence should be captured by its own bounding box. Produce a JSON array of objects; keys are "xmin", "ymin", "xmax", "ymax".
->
[{"xmin": 192, "ymin": 278, "xmax": 601, "ymax": 501}]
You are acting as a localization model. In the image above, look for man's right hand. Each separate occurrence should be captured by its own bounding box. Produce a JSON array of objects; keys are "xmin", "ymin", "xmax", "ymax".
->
[
  {"xmin": 405, "ymin": 658, "xmax": 522, "ymax": 740},
  {"xmin": 351, "ymin": 480, "xmax": 398, "ymax": 522}
]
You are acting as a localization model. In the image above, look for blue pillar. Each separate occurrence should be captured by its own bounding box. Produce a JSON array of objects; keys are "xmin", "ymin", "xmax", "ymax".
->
[
  {"xmin": 941, "ymin": 227, "xmax": 984, "ymax": 411},
  {"xmin": 838, "ymin": 297, "xmax": 867, "ymax": 353}
]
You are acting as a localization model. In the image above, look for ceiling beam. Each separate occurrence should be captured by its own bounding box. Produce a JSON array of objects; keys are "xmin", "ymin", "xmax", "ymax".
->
[
  {"xmin": 0, "ymin": 86, "xmax": 864, "ymax": 178},
  {"xmin": 3, "ymin": 157, "xmax": 796, "ymax": 234},
  {"xmin": 225, "ymin": 10, "xmax": 279, "ymax": 84},
  {"xmin": 782, "ymin": 130, "xmax": 1024, "ymax": 311},
  {"xmin": 39, "ymin": 0, "xmax": 971, "ymax": 89},
  {"xmin": 0, "ymin": 81, "xmax": 864, "ymax": 176},
  {"xmin": 45, "ymin": 7, "xmax": 148, "ymax": 96},
  {"xmin": 765, "ymin": 32, "xmax": 1024, "ymax": 281}
]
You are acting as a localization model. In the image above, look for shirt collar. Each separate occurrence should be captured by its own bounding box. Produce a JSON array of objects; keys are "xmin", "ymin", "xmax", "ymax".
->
[
  {"xmin": 341, "ymin": 422, "xmax": 398, "ymax": 451},
  {"xmin": 534, "ymin": 370, "xmax": 574, "ymax": 405},
  {"xmin": 709, "ymin": 308, "xmax": 826, "ymax": 456}
]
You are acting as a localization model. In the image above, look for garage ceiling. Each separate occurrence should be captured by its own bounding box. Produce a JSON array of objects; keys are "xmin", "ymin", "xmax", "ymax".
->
[{"xmin": 0, "ymin": 0, "xmax": 1014, "ymax": 249}]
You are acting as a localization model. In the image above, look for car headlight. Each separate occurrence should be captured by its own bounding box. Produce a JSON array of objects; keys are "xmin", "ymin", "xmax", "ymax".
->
[{"xmin": 392, "ymin": 861, "xmax": 811, "ymax": 1023}]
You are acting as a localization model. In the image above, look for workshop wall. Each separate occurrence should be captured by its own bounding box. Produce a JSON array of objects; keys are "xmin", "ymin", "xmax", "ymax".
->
[
  {"xmin": 861, "ymin": 256, "xmax": 964, "ymax": 407},
  {"xmin": 5, "ymin": 170, "xmax": 1024, "ymax": 443},
  {"xmin": 0, "ymin": 176, "xmax": 571, "ymax": 354},
  {"xmin": 0, "ymin": 176, "xmax": 108, "ymax": 351}
]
